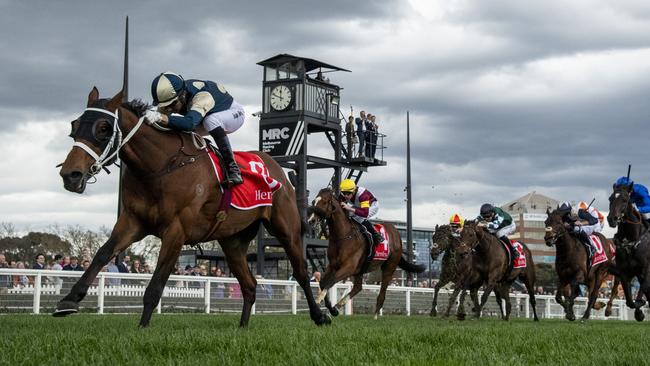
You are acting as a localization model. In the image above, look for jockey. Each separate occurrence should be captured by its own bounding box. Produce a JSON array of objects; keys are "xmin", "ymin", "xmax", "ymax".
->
[
  {"xmin": 145, "ymin": 72, "xmax": 244, "ymax": 186},
  {"xmin": 339, "ymin": 179, "xmax": 383, "ymax": 247},
  {"xmin": 614, "ymin": 176, "xmax": 650, "ymax": 226},
  {"xmin": 558, "ymin": 201, "xmax": 599, "ymax": 258},
  {"xmin": 578, "ymin": 201, "xmax": 604, "ymax": 233},
  {"xmin": 477, "ymin": 203, "xmax": 519, "ymax": 260},
  {"xmin": 449, "ymin": 213, "xmax": 464, "ymax": 237}
]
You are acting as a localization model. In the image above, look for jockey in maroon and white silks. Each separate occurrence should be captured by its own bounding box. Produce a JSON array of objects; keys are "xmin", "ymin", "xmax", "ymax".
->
[{"xmin": 339, "ymin": 179, "xmax": 383, "ymax": 245}]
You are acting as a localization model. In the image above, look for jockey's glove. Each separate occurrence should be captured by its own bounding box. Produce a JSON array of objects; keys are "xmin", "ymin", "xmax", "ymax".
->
[{"xmin": 144, "ymin": 109, "xmax": 163, "ymax": 124}]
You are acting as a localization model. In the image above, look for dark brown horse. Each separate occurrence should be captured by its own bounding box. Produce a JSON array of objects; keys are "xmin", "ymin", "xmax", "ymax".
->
[
  {"xmin": 54, "ymin": 88, "xmax": 330, "ymax": 327},
  {"xmin": 452, "ymin": 221, "xmax": 539, "ymax": 321},
  {"xmin": 607, "ymin": 184, "xmax": 650, "ymax": 321},
  {"xmin": 544, "ymin": 208, "xmax": 613, "ymax": 322},
  {"xmin": 308, "ymin": 188, "xmax": 425, "ymax": 318},
  {"xmin": 430, "ymin": 224, "xmax": 479, "ymax": 318}
]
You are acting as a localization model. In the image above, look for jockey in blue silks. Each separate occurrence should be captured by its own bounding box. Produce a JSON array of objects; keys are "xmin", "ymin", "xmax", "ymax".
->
[{"xmin": 614, "ymin": 176, "xmax": 650, "ymax": 225}]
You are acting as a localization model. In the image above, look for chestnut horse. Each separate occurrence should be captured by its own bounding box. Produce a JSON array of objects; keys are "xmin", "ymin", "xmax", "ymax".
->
[
  {"xmin": 54, "ymin": 88, "xmax": 330, "ymax": 327},
  {"xmin": 607, "ymin": 184, "xmax": 650, "ymax": 321},
  {"xmin": 453, "ymin": 221, "xmax": 539, "ymax": 321},
  {"xmin": 544, "ymin": 208, "xmax": 613, "ymax": 322},
  {"xmin": 308, "ymin": 188, "xmax": 425, "ymax": 318}
]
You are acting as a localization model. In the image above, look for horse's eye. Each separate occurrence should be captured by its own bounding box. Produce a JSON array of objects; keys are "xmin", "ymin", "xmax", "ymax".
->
[{"xmin": 93, "ymin": 119, "xmax": 113, "ymax": 142}]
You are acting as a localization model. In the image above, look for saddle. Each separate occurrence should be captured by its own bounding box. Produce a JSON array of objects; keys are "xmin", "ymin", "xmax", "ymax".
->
[{"xmin": 352, "ymin": 220, "xmax": 377, "ymax": 274}]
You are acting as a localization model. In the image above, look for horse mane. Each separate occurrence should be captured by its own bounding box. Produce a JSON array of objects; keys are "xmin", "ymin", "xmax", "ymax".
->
[{"xmin": 121, "ymin": 99, "xmax": 151, "ymax": 118}]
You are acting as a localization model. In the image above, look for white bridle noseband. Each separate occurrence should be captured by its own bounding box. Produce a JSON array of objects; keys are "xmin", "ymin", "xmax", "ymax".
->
[{"xmin": 71, "ymin": 107, "xmax": 145, "ymax": 176}]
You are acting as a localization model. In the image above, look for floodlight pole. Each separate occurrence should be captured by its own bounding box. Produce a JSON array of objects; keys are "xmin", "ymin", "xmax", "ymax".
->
[{"xmin": 406, "ymin": 111, "xmax": 413, "ymax": 281}]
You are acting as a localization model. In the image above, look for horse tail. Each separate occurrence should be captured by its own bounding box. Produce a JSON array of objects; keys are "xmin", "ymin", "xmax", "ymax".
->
[{"xmin": 398, "ymin": 256, "xmax": 426, "ymax": 273}]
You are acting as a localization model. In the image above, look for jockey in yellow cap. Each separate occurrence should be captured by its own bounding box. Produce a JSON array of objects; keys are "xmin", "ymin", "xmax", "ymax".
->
[
  {"xmin": 449, "ymin": 213, "xmax": 464, "ymax": 237},
  {"xmin": 339, "ymin": 179, "xmax": 383, "ymax": 246}
]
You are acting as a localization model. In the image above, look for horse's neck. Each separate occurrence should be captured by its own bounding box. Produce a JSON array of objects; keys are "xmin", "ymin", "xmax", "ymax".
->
[
  {"xmin": 327, "ymin": 205, "xmax": 356, "ymax": 237},
  {"xmin": 118, "ymin": 109, "xmax": 186, "ymax": 175},
  {"xmin": 558, "ymin": 234, "xmax": 583, "ymax": 257},
  {"xmin": 621, "ymin": 205, "xmax": 643, "ymax": 241}
]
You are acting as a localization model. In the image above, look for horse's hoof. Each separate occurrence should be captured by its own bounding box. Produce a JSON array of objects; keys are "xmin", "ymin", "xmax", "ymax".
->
[
  {"xmin": 634, "ymin": 299, "xmax": 647, "ymax": 308},
  {"xmin": 52, "ymin": 301, "xmax": 79, "ymax": 317},
  {"xmin": 566, "ymin": 313, "xmax": 576, "ymax": 322},
  {"xmin": 580, "ymin": 318, "xmax": 588, "ymax": 324},
  {"xmin": 430, "ymin": 309, "xmax": 437, "ymax": 317},
  {"xmin": 634, "ymin": 308, "xmax": 645, "ymax": 322},
  {"xmin": 457, "ymin": 313, "xmax": 466, "ymax": 321},
  {"xmin": 316, "ymin": 314, "xmax": 331, "ymax": 326},
  {"xmin": 329, "ymin": 307, "xmax": 340, "ymax": 317},
  {"xmin": 605, "ymin": 308, "xmax": 612, "ymax": 317}
]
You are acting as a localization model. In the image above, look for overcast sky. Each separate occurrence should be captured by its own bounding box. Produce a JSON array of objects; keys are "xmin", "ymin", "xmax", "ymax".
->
[{"xmin": 1, "ymin": 0, "xmax": 649, "ymax": 237}]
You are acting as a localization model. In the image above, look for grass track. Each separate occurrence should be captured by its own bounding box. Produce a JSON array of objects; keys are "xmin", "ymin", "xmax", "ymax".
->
[{"xmin": 2, "ymin": 314, "xmax": 649, "ymax": 365}]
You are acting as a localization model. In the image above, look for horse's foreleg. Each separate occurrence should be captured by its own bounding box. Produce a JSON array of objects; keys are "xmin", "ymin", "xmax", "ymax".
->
[
  {"xmin": 581, "ymin": 274, "xmax": 602, "ymax": 322},
  {"xmin": 469, "ymin": 288, "xmax": 480, "ymax": 316},
  {"xmin": 430, "ymin": 280, "xmax": 446, "ymax": 317},
  {"xmin": 444, "ymin": 286, "xmax": 463, "ymax": 318},
  {"xmin": 335, "ymin": 275, "xmax": 363, "ymax": 309},
  {"xmin": 54, "ymin": 213, "xmax": 144, "ymax": 316},
  {"xmin": 520, "ymin": 274, "xmax": 539, "ymax": 321},
  {"xmin": 139, "ymin": 223, "xmax": 184, "ymax": 328},
  {"xmin": 500, "ymin": 285, "xmax": 512, "ymax": 321},
  {"xmin": 494, "ymin": 285, "xmax": 505, "ymax": 320}
]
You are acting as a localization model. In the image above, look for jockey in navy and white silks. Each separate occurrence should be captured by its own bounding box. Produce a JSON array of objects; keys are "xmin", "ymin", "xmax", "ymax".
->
[
  {"xmin": 614, "ymin": 176, "xmax": 650, "ymax": 224},
  {"xmin": 145, "ymin": 72, "xmax": 245, "ymax": 186},
  {"xmin": 558, "ymin": 201, "xmax": 599, "ymax": 257},
  {"xmin": 339, "ymin": 179, "xmax": 383, "ymax": 245}
]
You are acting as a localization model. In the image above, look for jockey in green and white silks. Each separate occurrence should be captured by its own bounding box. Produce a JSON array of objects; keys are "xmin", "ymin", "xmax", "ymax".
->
[
  {"xmin": 145, "ymin": 72, "xmax": 245, "ymax": 186},
  {"xmin": 477, "ymin": 203, "xmax": 519, "ymax": 259}
]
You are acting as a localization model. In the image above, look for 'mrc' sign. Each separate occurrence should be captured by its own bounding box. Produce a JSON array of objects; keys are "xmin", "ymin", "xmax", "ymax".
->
[{"xmin": 259, "ymin": 121, "xmax": 305, "ymax": 156}]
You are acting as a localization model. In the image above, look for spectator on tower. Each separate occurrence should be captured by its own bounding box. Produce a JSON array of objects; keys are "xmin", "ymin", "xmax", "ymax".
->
[
  {"xmin": 364, "ymin": 114, "xmax": 377, "ymax": 158},
  {"xmin": 355, "ymin": 111, "xmax": 366, "ymax": 157},
  {"xmin": 369, "ymin": 114, "xmax": 379, "ymax": 158},
  {"xmin": 345, "ymin": 115, "xmax": 357, "ymax": 159}
]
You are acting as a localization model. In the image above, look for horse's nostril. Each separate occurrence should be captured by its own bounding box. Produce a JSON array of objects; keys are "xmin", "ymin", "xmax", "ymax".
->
[{"xmin": 70, "ymin": 171, "xmax": 83, "ymax": 180}]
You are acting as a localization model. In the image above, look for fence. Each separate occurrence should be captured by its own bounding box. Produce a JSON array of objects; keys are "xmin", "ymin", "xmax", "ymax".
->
[{"xmin": 0, "ymin": 269, "xmax": 646, "ymax": 321}]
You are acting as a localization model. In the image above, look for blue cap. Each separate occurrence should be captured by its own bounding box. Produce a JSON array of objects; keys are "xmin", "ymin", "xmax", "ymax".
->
[
  {"xmin": 151, "ymin": 72, "xmax": 185, "ymax": 107},
  {"xmin": 615, "ymin": 176, "xmax": 633, "ymax": 187}
]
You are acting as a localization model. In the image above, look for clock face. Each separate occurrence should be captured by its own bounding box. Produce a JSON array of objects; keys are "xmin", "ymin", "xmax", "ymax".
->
[{"xmin": 270, "ymin": 85, "xmax": 292, "ymax": 111}]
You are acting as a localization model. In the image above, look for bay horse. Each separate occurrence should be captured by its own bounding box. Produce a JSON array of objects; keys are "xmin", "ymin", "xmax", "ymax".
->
[
  {"xmin": 54, "ymin": 88, "xmax": 330, "ymax": 327},
  {"xmin": 430, "ymin": 224, "xmax": 479, "ymax": 318},
  {"xmin": 544, "ymin": 208, "xmax": 613, "ymax": 322},
  {"xmin": 607, "ymin": 183, "xmax": 650, "ymax": 321},
  {"xmin": 453, "ymin": 221, "xmax": 539, "ymax": 321},
  {"xmin": 307, "ymin": 188, "xmax": 425, "ymax": 318}
]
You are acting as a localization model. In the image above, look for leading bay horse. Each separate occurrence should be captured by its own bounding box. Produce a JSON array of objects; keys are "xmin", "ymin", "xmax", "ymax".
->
[
  {"xmin": 607, "ymin": 183, "xmax": 650, "ymax": 321},
  {"xmin": 55, "ymin": 88, "xmax": 330, "ymax": 327},
  {"xmin": 544, "ymin": 208, "xmax": 613, "ymax": 322},
  {"xmin": 308, "ymin": 188, "xmax": 425, "ymax": 318},
  {"xmin": 453, "ymin": 221, "xmax": 539, "ymax": 321}
]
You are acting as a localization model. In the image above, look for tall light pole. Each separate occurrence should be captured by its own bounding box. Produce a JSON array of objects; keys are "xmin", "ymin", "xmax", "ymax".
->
[
  {"xmin": 118, "ymin": 16, "xmax": 128, "ymax": 217},
  {"xmin": 406, "ymin": 111, "xmax": 413, "ymax": 283}
]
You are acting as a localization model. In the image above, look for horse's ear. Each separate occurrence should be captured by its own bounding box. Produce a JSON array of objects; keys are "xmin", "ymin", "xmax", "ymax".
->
[
  {"xmin": 87, "ymin": 87, "xmax": 99, "ymax": 107},
  {"xmin": 546, "ymin": 207, "xmax": 551, "ymax": 215},
  {"xmin": 106, "ymin": 90, "xmax": 124, "ymax": 111}
]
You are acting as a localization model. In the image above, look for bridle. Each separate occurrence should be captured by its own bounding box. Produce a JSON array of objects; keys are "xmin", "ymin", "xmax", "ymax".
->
[
  {"xmin": 310, "ymin": 191, "xmax": 358, "ymax": 242},
  {"xmin": 71, "ymin": 106, "xmax": 145, "ymax": 178},
  {"xmin": 544, "ymin": 222, "xmax": 567, "ymax": 246},
  {"xmin": 610, "ymin": 189, "xmax": 642, "ymax": 226}
]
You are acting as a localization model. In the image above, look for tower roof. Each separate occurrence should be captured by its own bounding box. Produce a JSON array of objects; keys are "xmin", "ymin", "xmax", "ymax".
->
[
  {"xmin": 257, "ymin": 53, "xmax": 351, "ymax": 73},
  {"xmin": 500, "ymin": 191, "xmax": 559, "ymax": 215}
]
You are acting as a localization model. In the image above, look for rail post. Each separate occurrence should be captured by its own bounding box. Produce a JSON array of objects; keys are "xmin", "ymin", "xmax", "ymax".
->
[
  {"xmin": 33, "ymin": 272, "xmax": 42, "ymax": 314},
  {"xmin": 291, "ymin": 283, "xmax": 298, "ymax": 315},
  {"xmin": 406, "ymin": 289, "xmax": 411, "ymax": 316},
  {"xmin": 98, "ymin": 275, "xmax": 105, "ymax": 314},
  {"xmin": 204, "ymin": 280, "xmax": 211, "ymax": 314}
]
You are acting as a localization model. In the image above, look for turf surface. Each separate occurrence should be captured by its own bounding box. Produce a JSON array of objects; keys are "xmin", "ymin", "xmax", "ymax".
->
[{"xmin": 2, "ymin": 314, "xmax": 648, "ymax": 365}]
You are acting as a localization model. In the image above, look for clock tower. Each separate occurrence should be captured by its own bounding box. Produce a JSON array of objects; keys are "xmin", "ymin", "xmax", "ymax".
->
[{"xmin": 256, "ymin": 54, "xmax": 386, "ymax": 275}]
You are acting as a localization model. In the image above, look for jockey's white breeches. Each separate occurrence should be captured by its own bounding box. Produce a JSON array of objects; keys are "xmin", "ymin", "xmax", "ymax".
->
[
  {"xmin": 203, "ymin": 101, "xmax": 245, "ymax": 134},
  {"xmin": 495, "ymin": 222, "xmax": 517, "ymax": 238}
]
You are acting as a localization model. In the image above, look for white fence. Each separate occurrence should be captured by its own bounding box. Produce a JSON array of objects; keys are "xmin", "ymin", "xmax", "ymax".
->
[{"xmin": 0, "ymin": 269, "xmax": 646, "ymax": 321}]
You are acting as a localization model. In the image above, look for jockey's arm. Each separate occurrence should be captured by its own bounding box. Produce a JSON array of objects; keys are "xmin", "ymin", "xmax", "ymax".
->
[{"xmin": 353, "ymin": 201, "xmax": 371, "ymax": 217}]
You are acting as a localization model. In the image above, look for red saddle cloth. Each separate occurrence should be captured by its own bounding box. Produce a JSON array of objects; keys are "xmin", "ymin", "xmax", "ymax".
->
[
  {"xmin": 588, "ymin": 235, "xmax": 611, "ymax": 267},
  {"xmin": 372, "ymin": 224, "xmax": 390, "ymax": 261},
  {"xmin": 207, "ymin": 150, "xmax": 282, "ymax": 209},
  {"xmin": 499, "ymin": 239, "xmax": 527, "ymax": 269}
]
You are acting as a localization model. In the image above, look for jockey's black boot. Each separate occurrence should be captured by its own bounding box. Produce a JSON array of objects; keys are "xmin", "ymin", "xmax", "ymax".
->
[
  {"xmin": 210, "ymin": 127, "xmax": 243, "ymax": 186},
  {"xmin": 578, "ymin": 231, "xmax": 594, "ymax": 267},
  {"xmin": 501, "ymin": 236, "xmax": 519, "ymax": 259},
  {"xmin": 363, "ymin": 220, "xmax": 383, "ymax": 245}
]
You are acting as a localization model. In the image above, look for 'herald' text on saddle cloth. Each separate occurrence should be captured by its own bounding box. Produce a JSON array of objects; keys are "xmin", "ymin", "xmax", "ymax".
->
[
  {"xmin": 372, "ymin": 224, "xmax": 390, "ymax": 261},
  {"xmin": 207, "ymin": 150, "xmax": 282, "ymax": 209}
]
